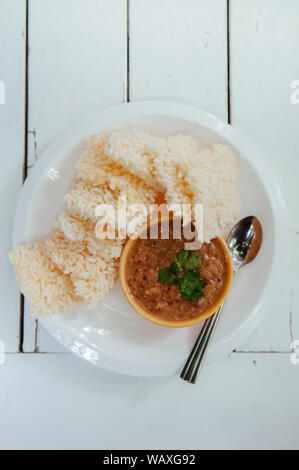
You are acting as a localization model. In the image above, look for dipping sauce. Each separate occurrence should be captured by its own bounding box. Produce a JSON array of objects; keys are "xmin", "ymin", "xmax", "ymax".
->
[{"xmin": 125, "ymin": 222, "xmax": 230, "ymax": 322}]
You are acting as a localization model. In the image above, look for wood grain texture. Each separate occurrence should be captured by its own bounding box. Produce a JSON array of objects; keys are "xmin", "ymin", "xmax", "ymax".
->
[
  {"xmin": 1, "ymin": 0, "xmax": 299, "ymax": 451},
  {"xmin": 230, "ymin": 0, "xmax": 299, "ymax": 351},
  {"xmin": 23, "ymin": 0, "xmax": 127, "ymax": 351},
  {"xmin": 130, "ymin": 0, "xmax": 228, "ymax": 121},
  {"xmin": 0, "ymin": 0, "xmax": 26, "ymax": 352},
  {"xmin": 0, "ymin": 352, "xmax": 298, "ymax": 449}
]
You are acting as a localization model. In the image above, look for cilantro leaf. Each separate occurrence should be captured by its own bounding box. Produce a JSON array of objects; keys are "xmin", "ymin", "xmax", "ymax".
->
[
  {"xmin": 179, "ymin": 271, "xmax": 206, "ymax": 302},
  {"xmin": 184, "ymin": 251, "xmax": 202, "ymax": 270},
  {"xmin": 158, "ymin": 250, "xmax": 207, "ymax": 302},
  {"xmin": 169, "ymin": 262, "xmax": 180, "ymax": 275},
  {"xmin": 175, "ymin": 250, "xmax": 189, "ymax": 270},
  {"xmin": 182, "ymin": 289, "xmax": 204, "ymax": 302},
  {"xmin": 178, "ymin": 270, "xmax": 200, "ymax": 295},
  {"xmin": 191, "ymin": 291, "xmax": 204, "ymax": 302},
  {"xmin": 174, "ymin": 249, "xmax": 202, "ymax": 271},
  {"xmin": 197, "ymin": 278, "xmax": 207, "ymax": 289},
  {"xmin": 158, "ymin": 269, "xmax": 176, "ymax": 285}
]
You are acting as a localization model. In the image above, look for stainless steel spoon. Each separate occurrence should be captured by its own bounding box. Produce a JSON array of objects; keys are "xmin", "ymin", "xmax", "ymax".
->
[{"xmin": 180, "ymin": 216, "xmax": 263, "ymax": 384}]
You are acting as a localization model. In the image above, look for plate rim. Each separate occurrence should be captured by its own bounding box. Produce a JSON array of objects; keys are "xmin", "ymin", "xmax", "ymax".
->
[{"xmin": 12, "ymin": 101, "xmax": 288, "ymax": 376}]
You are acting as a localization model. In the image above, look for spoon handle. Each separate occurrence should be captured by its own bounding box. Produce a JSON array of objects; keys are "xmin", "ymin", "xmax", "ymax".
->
[
  {"xmin": 180, "ymin": 304, "xmax": 223, "ymax": 384},
  {"xmin": 180, "ymin": 314, "xmax": 214, "ymax": 381}
]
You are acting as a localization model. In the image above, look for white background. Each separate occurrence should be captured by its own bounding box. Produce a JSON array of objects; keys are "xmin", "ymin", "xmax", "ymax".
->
[{"xmin": 0, "ymin": 0, "xmax": 299, "ymax": 449}]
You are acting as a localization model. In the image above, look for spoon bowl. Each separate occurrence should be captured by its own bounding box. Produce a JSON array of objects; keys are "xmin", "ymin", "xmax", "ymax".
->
[{"xmin": 227, "ymin": 216, "xmax": 263, "ymax": 271}]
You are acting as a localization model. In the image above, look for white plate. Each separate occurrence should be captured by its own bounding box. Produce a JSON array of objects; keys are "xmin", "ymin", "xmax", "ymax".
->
[{"xmin": 12, "ymin": 101, "xmax": 284, "ymax": 377}]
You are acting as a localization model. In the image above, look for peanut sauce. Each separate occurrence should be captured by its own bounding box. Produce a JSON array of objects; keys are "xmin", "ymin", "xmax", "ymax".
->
[{"xmin": 126, "ymin": 222, "xmax": 229, "ymax": 321}]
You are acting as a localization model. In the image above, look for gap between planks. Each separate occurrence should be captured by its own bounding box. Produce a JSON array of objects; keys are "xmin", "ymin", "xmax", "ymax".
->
[
  {"xmin": 19, "ymin": 0, "xmax": 29, "ymax": 353},
  {"xmin": 226, "ymin": 0, "xmax": 231, "ymax": 124},
  {"xmin": 232, "ymin": 350, "xmax": 292, "ymax": 354},
  {"xmin": 126, "ymin": 0, "xmax": 130, "ymax": 103}
]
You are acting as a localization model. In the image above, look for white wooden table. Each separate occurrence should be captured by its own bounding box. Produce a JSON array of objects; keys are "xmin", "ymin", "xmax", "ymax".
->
[{"xmin": 0, "ymin": 0, "xmax": 298, "ymax": 450}]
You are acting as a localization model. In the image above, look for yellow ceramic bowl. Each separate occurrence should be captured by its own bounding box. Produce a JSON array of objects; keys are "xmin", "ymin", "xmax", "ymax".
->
[{"xmin": 119, "ymin": 229, "xmax": 233, "ymax": 328}]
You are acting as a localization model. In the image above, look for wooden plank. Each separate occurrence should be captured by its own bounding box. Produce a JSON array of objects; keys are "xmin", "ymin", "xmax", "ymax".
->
[
  {"xmin": 0, "ymin": 352, "xmax": 298, "ymax": 449},
  {"xmin": 230, "ymin": 0, "xmax": 299, "ymax": 350},
  {"xmin": 23, "ymin": 0, "xmax": 127, "ymax": 351},
  {"xmin": 130, "ymin": 0, "xmax": 228, "ymax": 121},
  {"xmin": 0, "ymin": 0, "xmax": 26, "ymax": 352}
]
